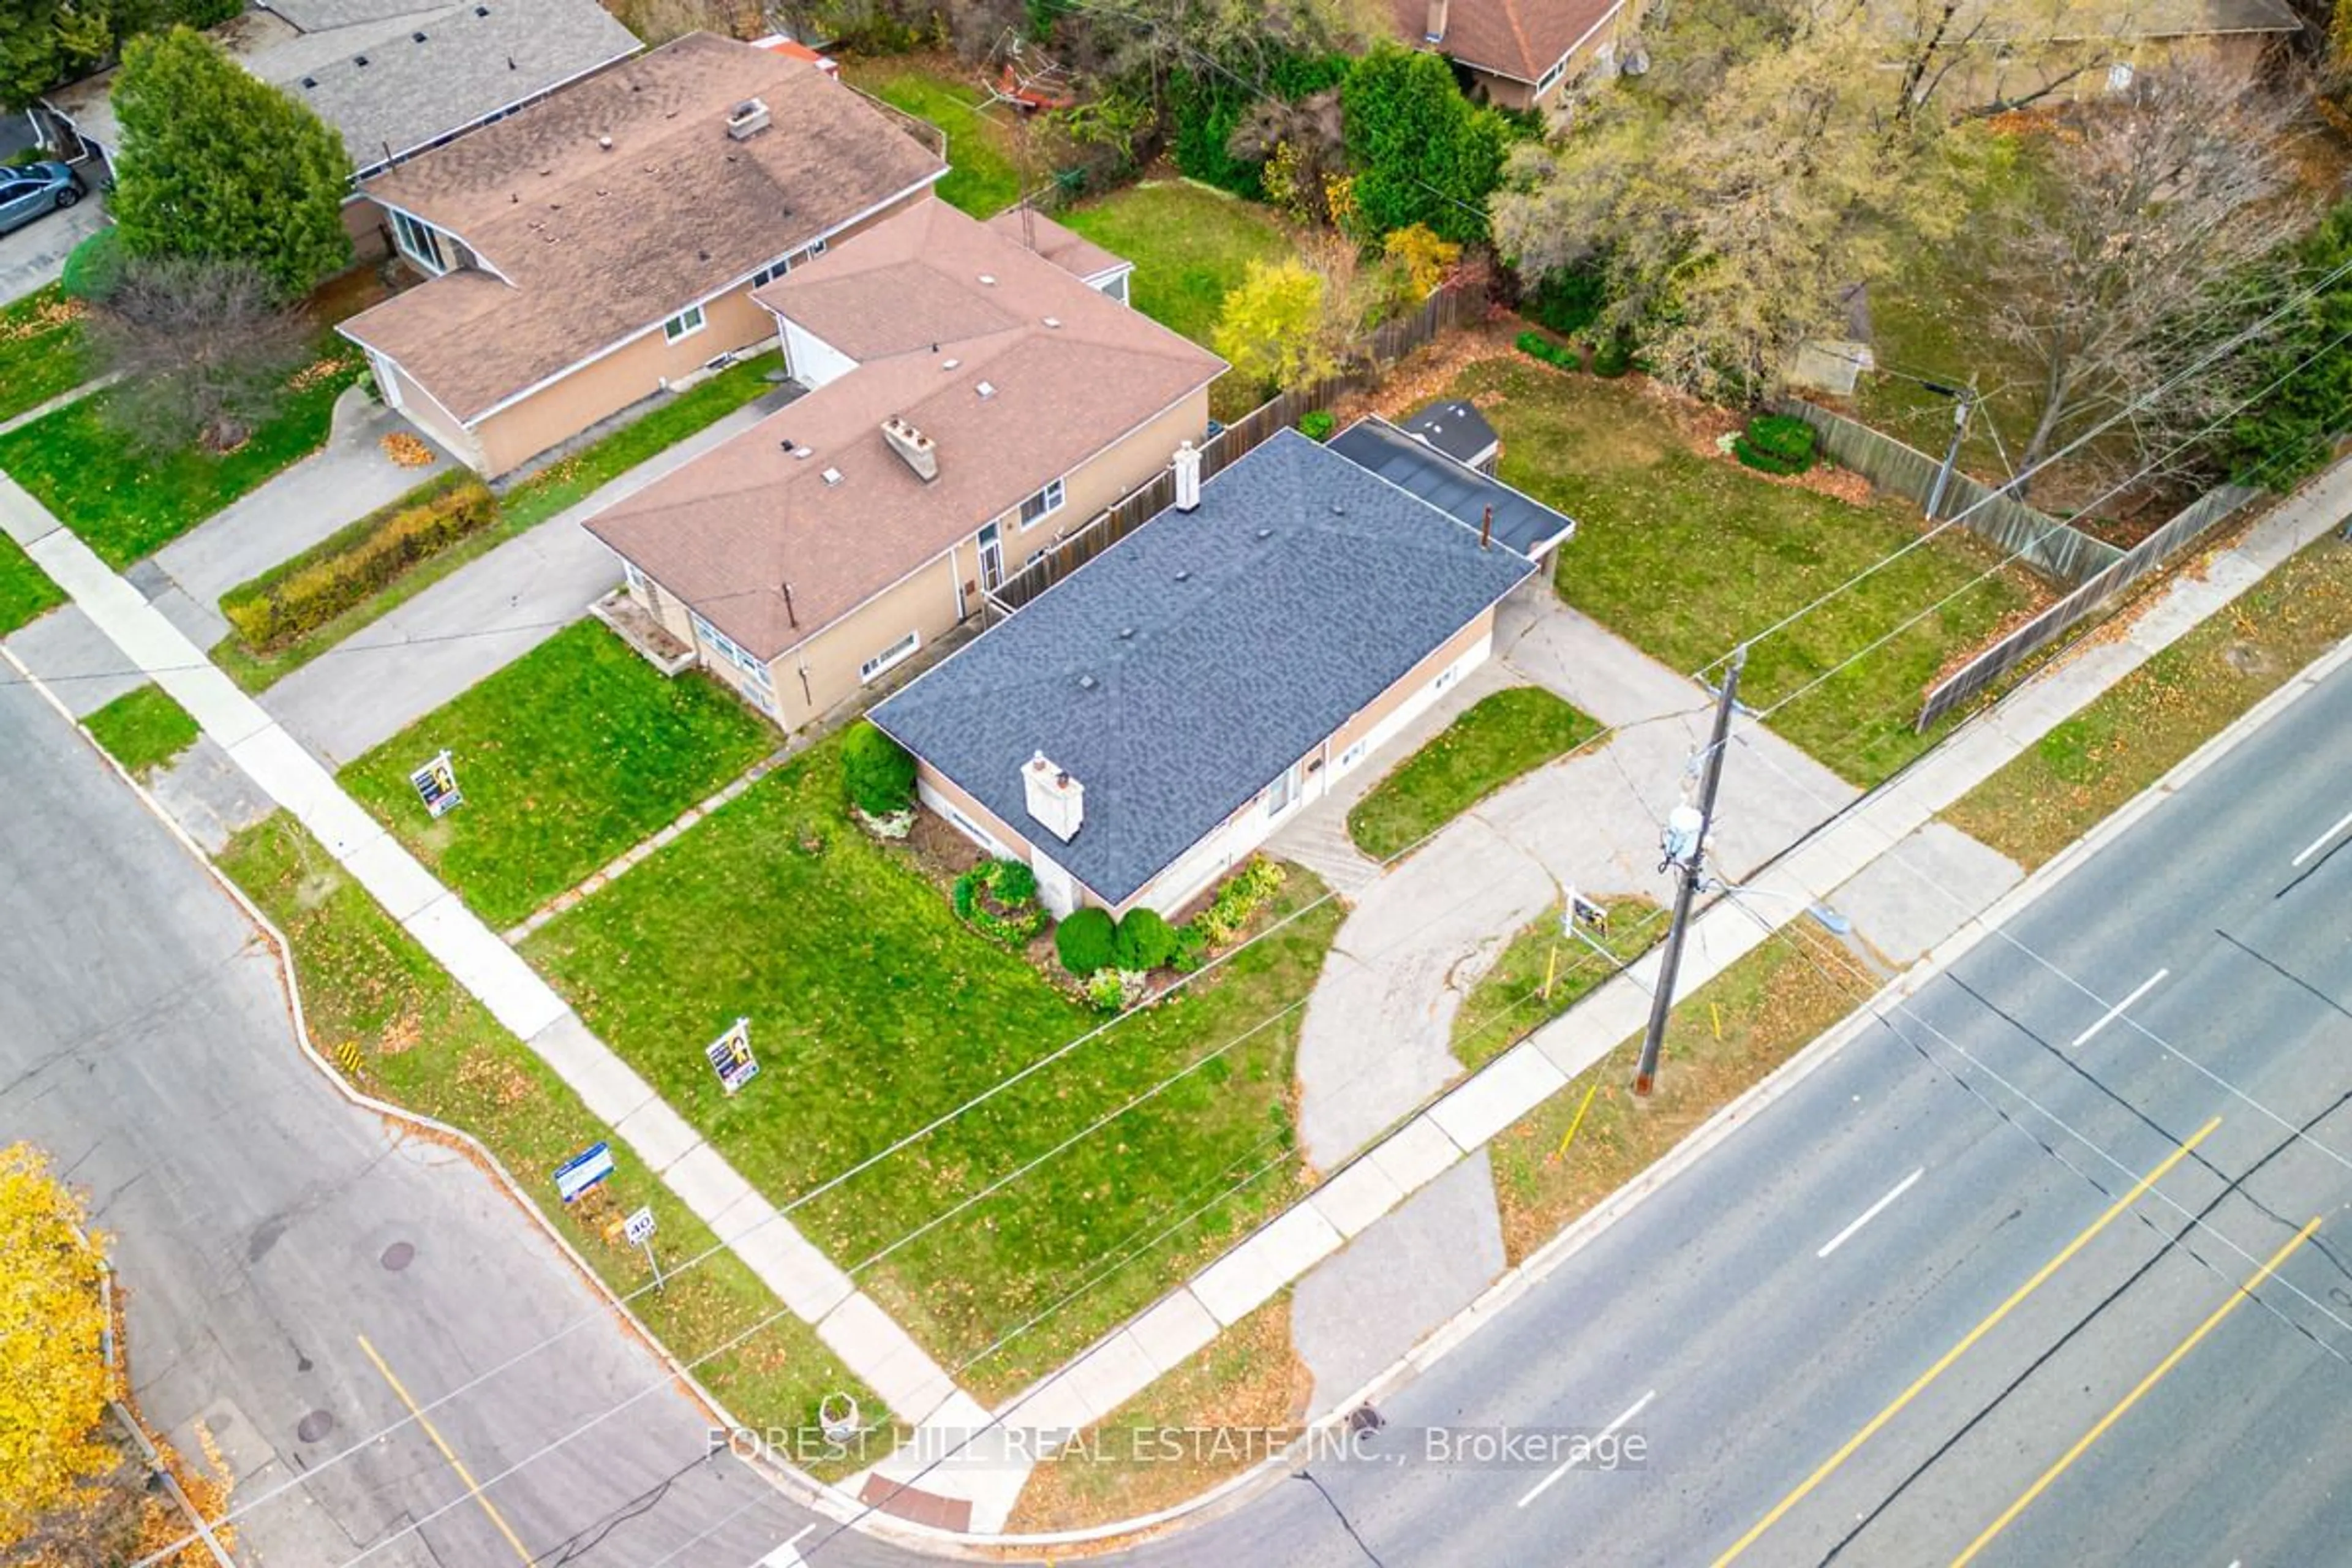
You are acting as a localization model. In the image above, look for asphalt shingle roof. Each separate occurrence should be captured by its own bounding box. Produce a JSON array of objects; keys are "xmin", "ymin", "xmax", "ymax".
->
[
  {"xmin": 872, "ymin": 429, "xmax": 1536, "ymax": 905},
  {"xmin": 1327, "ymin": 416, "xmax": 1576, "ymax": 557}
]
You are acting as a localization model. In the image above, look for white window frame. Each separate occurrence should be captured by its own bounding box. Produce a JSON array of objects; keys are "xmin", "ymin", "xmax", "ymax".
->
[
  {"xmin": 1536, "ymin": 53, "xmax": 1570, "ymax": 94},
  {"xmin": 391, "ymin": 209, "xmax": 448, "ymax": 274},
  {"xmin": 859, "ymin": 629, "xmax": 921, "ymax": 683},
  {"xmin": 750, "ymin": 253, "xmax": 793, "ymax": 287},
  {"xmin": 622, "ymin": 559, "xmax": 647, "ymax": 594},
  {"xmin": 690, "ymin": 612, "xmax": 772, "ymax": 687},
  {"xmin": 1018, "ymin": 477, "xmax": 1067, "ymax": 531},
  {"xmin": 1100, "ymin": 271, "xmax": 1130, "ymax": 305},
  {"xmin": 663, "ymin": 303, "xmax": 707, "ymax": 344},
  {"xmin": 1337, "ymin": 737, "xmax": 1370, "ymax": 772},
  {"xmin": 807, "ymin": 235, "xmax": 827, "ymax": 257},
  {"xmin": 1433, "ymin": 660, "xmax": 1462, "ymax": 696}
]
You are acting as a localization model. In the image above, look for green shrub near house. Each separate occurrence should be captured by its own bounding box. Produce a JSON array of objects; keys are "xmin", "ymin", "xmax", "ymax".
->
[
  {"xmin": 842, "ymin": 722, "xmax": 916, "ymax": 816},
  {"xmin": 1733, "ymin": 412, "xmax": 1818, "ymax": 476},
  {"xmin": 220, "ymin": 473, "xmax": 492, "ymax": 650},
  {"xmin": 954, "ymin": 858, "xmax": 1047, "ymax": 948},
  {"xmin": 1298, "ymin": 409, "xmax": 1336, "ymax": 441},
  {"xmin": 1114, "ymin": 908, "xmax": 1177, "ymax": 971},
  {"xmin": 1055, "ymin": 906, "xmax": 1117, "ymax": 975}
]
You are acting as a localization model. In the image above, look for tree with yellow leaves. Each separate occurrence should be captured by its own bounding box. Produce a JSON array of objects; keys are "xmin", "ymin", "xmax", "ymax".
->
[
  {"xmin": 0, "ymin": 1143, "xmax": 121, "ymax": 1556},
  {"xmin": 1382, "ymin": 224, "xmax": 1462, "ymax": 304},
  {"xmin": 1212, "ymin": 258, "xmax": 1346, "ymax": 393}
]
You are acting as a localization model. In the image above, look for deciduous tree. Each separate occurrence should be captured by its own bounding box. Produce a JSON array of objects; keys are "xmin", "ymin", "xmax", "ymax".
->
[
  {"xmin": 110, "ymin": 26, "xmax": 353, "ymax": 299},
  {"xmin": 90, "ymin": 255, "xmax": 314, "ymax": 454},
  {"xmin": 0, "ymin": 1144, "xmax": 119, "ymax": 1556},
  {"xmin": 1212, "ymin": 257, "xmax": 1342, "ymax": 391}
]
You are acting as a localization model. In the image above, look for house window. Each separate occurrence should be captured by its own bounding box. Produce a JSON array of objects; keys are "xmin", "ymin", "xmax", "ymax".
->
[
  {"xmin": 689, "ymin": 612, "xmax": 771, "ymax": 687},
  {"xmin": 750, "ymin": 254, "xmax": 792, "ymax": 287},
  {"xmin": 1433, "ymin": 661, "xmax": 1461, "ymax": 696},
  {"xmin": 1099, "ymin": 271, "xmax": 1129, "ymax": 306},
  {"xmin": 622, "ymin": 560, "xmax": 647, "ymax": 594},
  {"xmin": 1337, "ymin": 738, "xmax": 1369, "ymax": 771},
  {"xmin": 1018, "ymin": 477, "xmax": 1066, "ymax": 530},
  {"xmin": 391, "ymin": 209, "xmax": 447, "ymax": 274},
  {"xmin": 663, "ymin": 304, "xmax": 707, "ymax": 343},
  {"xmin": 808, "ymin": 235, "xmax": 827, "ymax": 257},
  {"xmin": 1536, "ymin": 53, "xmax": 1570, "ymax": 95},
  {"xmin": 859, "ymin": 629, "xmax": 921, "ymax": 682}
]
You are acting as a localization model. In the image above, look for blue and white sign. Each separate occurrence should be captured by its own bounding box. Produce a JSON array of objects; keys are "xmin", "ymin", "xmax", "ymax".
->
[{"xmin": 554, "ymin": 1141, "xmax": 614, "ymax": 1204}]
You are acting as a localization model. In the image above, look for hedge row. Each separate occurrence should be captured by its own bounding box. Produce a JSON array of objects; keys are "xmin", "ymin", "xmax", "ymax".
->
[
  {"xmin": 1515, "ymin": 330, "xmax": 1579, "ymax": 371},
  {"xmin": 221, "ymin": 475, "xmax": 494, "ymax": 650}
]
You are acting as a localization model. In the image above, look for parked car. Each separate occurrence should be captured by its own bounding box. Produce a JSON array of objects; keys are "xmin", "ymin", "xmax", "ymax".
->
[{"xmin": 0, "ymin": 162, "xmax": 86, "ymax": 237}]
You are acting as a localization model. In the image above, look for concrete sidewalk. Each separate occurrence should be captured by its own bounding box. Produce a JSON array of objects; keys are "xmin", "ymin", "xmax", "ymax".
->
[
  {"xmin": 0, "ymin": 470, "xmax": 1017, "ymax": 1531},
  {"xmin": 261, "ymin": 385, "xmax": 796, "ymax": 766}
]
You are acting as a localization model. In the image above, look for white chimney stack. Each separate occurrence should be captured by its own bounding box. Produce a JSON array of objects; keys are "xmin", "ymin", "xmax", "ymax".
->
[
  {"xmin": 1173, "ymin": 440, "xmax": 1202, "ymax": 512},
  {"xmin": 1424, "ymin": 0, "xmax": 1449, "ymax": 42},
  {"xmin": 880, "ymin": 414, "xmax": 938, "ymax": 482},
  {"xmin": 1023, "ymin": 752, "xmax": 1085, "ymax": 842}
]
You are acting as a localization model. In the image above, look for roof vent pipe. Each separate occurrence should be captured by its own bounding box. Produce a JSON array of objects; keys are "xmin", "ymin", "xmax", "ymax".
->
[
  {"xmin": 1480, "ymin": 503, "xmax": 1493, "ymax": 550},
  {"xmin": 1172, "ymin": 440, "xmax": 1202, "ymax": 512}
]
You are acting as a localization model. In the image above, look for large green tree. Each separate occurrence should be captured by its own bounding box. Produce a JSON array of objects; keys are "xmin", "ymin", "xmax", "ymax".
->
[
  {"xmin": 109, "ymin": 26, "xmax": 352, "ymax": 299},
  {"xmin": 1340, "ymin": 43, "xmax": 1511, "ymax": 245},
  {"xmin": 0, "ymin": 0, "xmax": 237, "ymax": 111}
]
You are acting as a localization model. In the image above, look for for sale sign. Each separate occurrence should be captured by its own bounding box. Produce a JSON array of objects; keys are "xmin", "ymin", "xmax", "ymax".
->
[
  {"xmin": 410, "ymin": 750, "xmax": 462, "ymax": 817},
  {"xmin": 706, "ymin": 1018, "xmax": 758, "ymax": 1095}
]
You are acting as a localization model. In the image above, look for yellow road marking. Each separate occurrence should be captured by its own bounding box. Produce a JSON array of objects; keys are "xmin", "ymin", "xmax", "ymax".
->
[
  {"xmin": 1950, "ymin": 1213, "xmax": 2321, "ymax": 1567},
  {"xmin": 357, "ymin": 1334, "xmax": 534, "ymax": 1565},
  {"xmin": 1710, "ymin": 1117, "xmax": 2222, "ymax": 1567}
]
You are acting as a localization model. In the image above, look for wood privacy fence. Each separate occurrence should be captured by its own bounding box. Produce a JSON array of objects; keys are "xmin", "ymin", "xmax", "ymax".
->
[
  {"xmin": 982, "ymin": 283, "xmax": 1484, "ymax": 619},
  {"xmin": 1915, "ymin": 483, "xmax": 2263, "ymax": 731},
  {"xmin": 1773, "ymin": 401, "xmax": 2125, "ymax": 586}
]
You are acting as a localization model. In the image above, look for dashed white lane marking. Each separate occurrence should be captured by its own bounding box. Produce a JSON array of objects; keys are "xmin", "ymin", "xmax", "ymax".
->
[
  {"xmin": 2291, "ymin": 809, "xmax": 2352, "ymax": 868},
  {"xmin": 1817, "ymin": 1168, "xmax": 1927, "ymax": 1260},
  {"xmin": 1518, "ymin": 1390, "xmax": 1656, "ymax": 1509},
  {"xmin": 2072, "ymin": 968, "xmax": 2169, "ymax": 1049}
]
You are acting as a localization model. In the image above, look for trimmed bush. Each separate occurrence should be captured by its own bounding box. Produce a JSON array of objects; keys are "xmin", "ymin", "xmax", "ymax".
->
[
  {"xmin": 1172, "ymin": 923, "xmax": 1210, "ymax": 974},
  {"xmin": 1733, "ymin": 412, "xmax": 1819, "ymax": 476},
  {"xmin": 1515, "ymin": 330, "xmax": 1578, "ymax": 371},
  {"xmin": 1113, "ymin": 907, "xmax": 1177, "ymax": 971},
  {"xmin": 1055, "ymin": 907, "xmax": 1117, "ymax": 976},
  {"xmin": 219, "ymin": 476, "xmax": 494, "ymax": 650},
  {"xmin": 59, "ymin": 228, "xmax": 126, "ymax": 303},
  {"xmin": 842, "ymin": 723, "xmax": 916, "ymax": 816},
  {"xmin": 1299, "ymin": 409, "xmax": 1336, "ymax": 442},
  {"xmin": 1189, "ymin": 856, "xmax": 1289, "ymax": 948},
  {"xmin": 1084, "ymin": 967, "xmax": 1148, "ymax": 1013},
  {"xmin": 1590, "ymin": 338, "xmax": 1634, "ymax": 378},
  {"xmin": 953, "ymin": 857, "xmax": 1046, "ymax": 948}
]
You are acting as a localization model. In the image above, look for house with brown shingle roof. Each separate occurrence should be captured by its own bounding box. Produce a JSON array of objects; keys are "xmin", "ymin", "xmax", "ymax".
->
[
  {"xmin": 1392, "ymin": 0, "xmax": 1642, "ymax": 109},
  {"xmin": 336, "ymin": 31, "xmax": 947, "ymax": 478},
  {"xmin": 582, "ymin": 197, "xmax": 1224, "ymax": 731}
]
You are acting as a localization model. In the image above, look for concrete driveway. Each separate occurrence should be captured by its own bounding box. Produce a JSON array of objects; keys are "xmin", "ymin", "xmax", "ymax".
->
[{"xmin": 0, "ymin": 178, "xmax": 104, "ymax": 303}]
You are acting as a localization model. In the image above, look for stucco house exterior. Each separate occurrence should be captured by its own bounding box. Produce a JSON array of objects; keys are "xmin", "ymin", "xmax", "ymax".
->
[
  {"xmin": 37, "ymin": 0, "xmax": 641, "ymax": 260},
  {"xmin": 581, "ymin": 196, "xmax": 1224, "ymax": 731},
  {"xmin": 336, "ymin": 31, "xmax": 946, "ymax": 477},
  {"xmin": 870, "ymin": 428, "xmax": 1553, "ymax": 921}
]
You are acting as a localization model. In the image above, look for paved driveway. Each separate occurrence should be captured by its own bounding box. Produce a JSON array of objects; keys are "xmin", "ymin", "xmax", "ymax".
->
[{"xmin": 0, "ymin": 179, "xmax": 104, "ymax": 303}]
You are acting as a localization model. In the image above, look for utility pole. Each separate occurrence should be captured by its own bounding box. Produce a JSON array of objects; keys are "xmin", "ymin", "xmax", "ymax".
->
[
  {"xmin": 1923, "ymin": 377, "xmax": 1976, "ymax": 522},
  {"xmin": 1633, "ymin": 644, "xmax": 1744, "ymax": 1098}
]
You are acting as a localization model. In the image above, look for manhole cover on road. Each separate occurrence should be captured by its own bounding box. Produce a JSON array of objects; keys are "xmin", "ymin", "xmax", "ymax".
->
[
  {"xmin": 297, "ymin": 1410, "xmax": 334, "ymax": 1444},
  {"xmin": 380, "ymin": 1241, "xmax": 415, "ymax": 1272}
]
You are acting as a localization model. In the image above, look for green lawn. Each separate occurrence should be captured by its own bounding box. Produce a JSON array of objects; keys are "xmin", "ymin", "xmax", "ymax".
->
[
  {"xmin": 341, "ymin": 622, "xmax": 775, "ymax": 928},
  {"xmin": 0, "ymin": 285, "xmax": 92, "ymax": 425},
  {"xmin": 843, "ymin": 61, "xmax": 1020, "ymax": 218},
  {"xmin": 0, "ymin": 347, "xmax": 365, "ymax": 568},
  {"xmin": 83, "ymin": 684, "xmax": 200, "ymax": 777},
  {"xmin": 216, "ymin": 814, "xmax": 891, "ymax": 1470},
  {"xmin": 213, "ymin": 354, "xmax": 781, "ymax": 694},
  {"xmin": 1460, "ymin": 356, "xmax": 2040, "ymax": 785},
  {"xmin": 523, "ymin": 738, "xmax": 1344, "ymax": 1399},
  {"xmin": 1945, "ymin": 532, "xmax": 2352, "ymax": 870},
  {"xmin": 1346, "ymin": 687, "xmax": 1603, "ymax": 861},
  {"xmin": 0, "ymin": 530, "xmax": 64, "ymax": 635},
  {"xmin": 1451, "ymin": 895, "xmax": 1664, "ymax": 1071},
  {"xmin": 1059, "ymin": 181, "xmax": 1294, "ymax": 350}
]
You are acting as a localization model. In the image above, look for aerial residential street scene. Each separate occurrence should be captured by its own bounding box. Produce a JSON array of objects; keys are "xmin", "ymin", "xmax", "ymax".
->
[{"xmin": 4, "ymin": 2, "xmax": 2350, "ymax": 1565}]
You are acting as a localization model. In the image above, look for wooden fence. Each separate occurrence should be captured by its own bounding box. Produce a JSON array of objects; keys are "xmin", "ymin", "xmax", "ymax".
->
[
  {"xmin": 1773, "ymin": 400, "xmax": 2125, "ymax": 586},
  {"xmin": 982, "ymin": 283, "xmax": 1483, "ymax": 619},
  {"xmin": 1915, "ymin": 483, "xmax": 2263, "ymax": 731}
]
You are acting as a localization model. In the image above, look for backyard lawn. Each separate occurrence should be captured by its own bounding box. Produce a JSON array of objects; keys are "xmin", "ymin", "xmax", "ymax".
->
[
  {"xmin": 0, "ymin": 284, "xmax": 92, "ymax": 425},
  {"xmin": 523, "ymin": 736, "xmax": 1344, "ymax": 1399},
  {"xmin": 217, "ymin": 814, "xmax": 890, "ymax": 1469},
  {"xmin": 1458, "ymin": 357, "xmax": 2041, "ymax": 785},
  {"xmin": 1945, "ymin": 532, "xmax": 2351, "ymax": 869},
  {"xmin": 0, "ymin": 531, "xmax": 64, "ymax": 635},
  {"xmin": 0, "ymin": 345, "xmax": 365, "ymax": 568},
  {"xmin": 842, "ymin": 59, "xmax": 1020, "ymax": 219},
  {"xmin": 341, "ymin": 622, "xmax": 775, "ymax": 928},
  {"xmin": 1346, "ymin": 686, "xmax": 1602, "ymax": 861},
  {"xmin": 1059, "ymin": 181, "xmax": 1294, "ymax": 350},
  {"xmin": 212, "ymin": 353, "xmax": 783, "ymax": 693},
  {"xmin": 83, "ymin": 684, "xmax": 200, "ymax": 778}
]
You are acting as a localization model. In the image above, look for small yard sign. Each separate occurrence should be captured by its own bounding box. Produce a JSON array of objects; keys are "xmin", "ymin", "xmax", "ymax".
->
[
  {"xmin": 554, "ymin": 1141, "xmax": 614, "ymax": 1204},
  {"xmin": 623, "ymin": 1207, "xmax": 657, "ymax": 1247},
  {"xmin": 410, "ymin": 750, "xmax": 463, "ymax": 818},
  {"xmin": 707, "ymin": 1018, "xmax": 758, "ymax": 1095}
]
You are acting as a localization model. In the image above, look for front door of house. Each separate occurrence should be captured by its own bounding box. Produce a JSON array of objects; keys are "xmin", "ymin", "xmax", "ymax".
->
[
  {"xmin": 1266, "ymin": 760, "xmax": 1302, "ymax": 818},
  {"xmin": 978, "ymin": 523, "xmax": 1004, "ymax": 590}
]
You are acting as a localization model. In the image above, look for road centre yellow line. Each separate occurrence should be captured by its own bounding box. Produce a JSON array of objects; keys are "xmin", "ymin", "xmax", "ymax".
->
[
  {"xmin": 1949, "ymin": 1213, "xmax": 2323, "ymax": 1567},
  {"xmin": 357, "ymin": 1333, "xmax": 535, "ymax": 1565},
  {"xmin": 1709, "ymin": 1117, "xmax": 2223, "ymax": 1567}
]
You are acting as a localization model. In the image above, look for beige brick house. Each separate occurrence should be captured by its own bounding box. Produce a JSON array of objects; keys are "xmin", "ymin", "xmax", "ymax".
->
[
  {"xmin": 337, "ymin": 32, "xmax": 946, "ymax": 477},
  {"xmin": 582, "ymin": 197, "xmax": 1224, "ymax": 730}
]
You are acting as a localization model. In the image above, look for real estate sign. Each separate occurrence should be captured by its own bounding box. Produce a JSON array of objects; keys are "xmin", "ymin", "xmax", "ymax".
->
[
  {"xmin": 554, "ymin": 1141, "xmax": 614, "ymax": 1204},
  {"xmin": 410, "ymin": 750, "xmax": 463, "ymax": 818},
  {"xmin": 706, "ymin": 1018, "xmax": 758, "ymax": 1096}
]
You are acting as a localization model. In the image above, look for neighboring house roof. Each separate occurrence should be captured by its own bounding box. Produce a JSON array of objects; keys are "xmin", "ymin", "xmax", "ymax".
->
[
  {"xmin": 1396, "ymin": 398, "xmax": 1499, "ymax": 467},
  {"xmin": 982, "ymin": 207, "xmax": 1129, "ymax": 284},
  {"xmin": 584, "ymin": 197, "xmax": 1223, "ymax": 664},
  {"xmin": 872, "ymin": 429, "xmax": 1537, "ymax": 906},
  {"xmin": 43, "ymin": 0, "xmax": 639, "ymax": 175},
  {"xmin": 1392, "ymin": 0, "xmax": 1621, "ymax": 86},
  {"xmin": 1328, "ymin": 417, "xmax": 1576, "ymax": 558},
  {"xmin": 338, "ymin": 32, "xmax": 948, "ymax": 423}
]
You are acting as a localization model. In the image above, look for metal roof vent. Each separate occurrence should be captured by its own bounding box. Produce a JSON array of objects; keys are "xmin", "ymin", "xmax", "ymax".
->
[
  {"xmin": 1077, "ymin": 674, "xmax": 1098, "ymax": 690},
  {"xmin": 354, "ymin": 53, "xmax": 370, "ymax": 66},
  {"xmin": 821, "ymin": 467, "xmax": 843, "ymax": 486},
  {"xmin": 1254, "ymin": 527, "xmax": 1273, "ymax": 540},
  {"xmin": 300, "ymin": 75, "xmax": 316, "ymax": 88},
  {"xmin": 413, "ymin": 30, "xmax": 428, "ymax": 42},
  {"xmin": 943, "ymin": 358, "xmax": 960, "ymax": 370},
  {"xmin": 727, "ymin": 98, "xmax": 771, "ymax": 140},
  {"xmin": 976, "ymin": 381, "xmax": 996, "ymax": 399},
  {"xmin": 1116, "ymin": 627, "xmax": 1136, "ymax": 640},
  {"xmin": 979, "ymin": 273, "xmax": 997, "ymax": 285},
  {"xmin": 1174, "ymin": 569, "xmax": 1191, "ymax": 582},
  {"xmin": 1042, "ymin": 315, "xmax": 1061, "ymax": 328}
]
